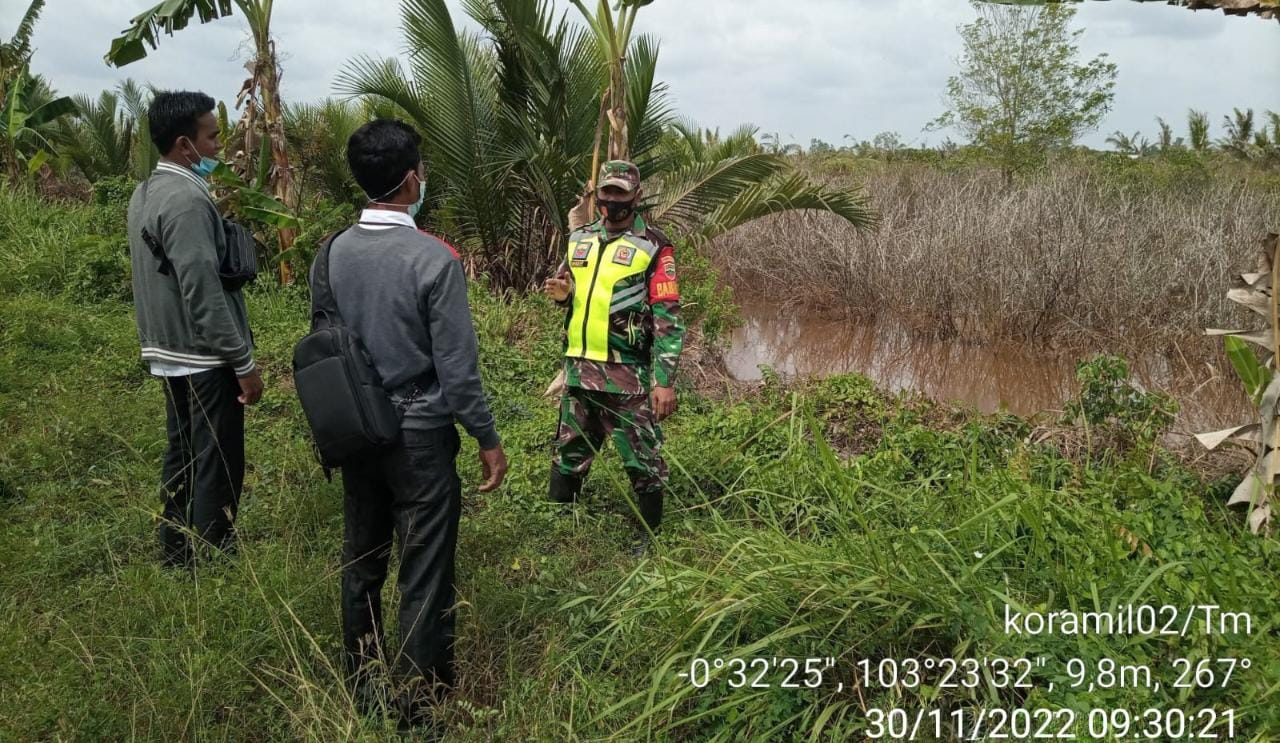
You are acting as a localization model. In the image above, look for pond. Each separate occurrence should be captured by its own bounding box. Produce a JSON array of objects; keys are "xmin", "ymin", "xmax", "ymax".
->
[{"xmin": 722, "ymin": 304, "xmax": 1250, "ymax": 435}]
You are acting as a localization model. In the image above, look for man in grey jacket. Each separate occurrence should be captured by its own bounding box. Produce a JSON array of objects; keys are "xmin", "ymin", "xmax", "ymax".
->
[
  {"xmin": 322, "ymin": 119, "xmax": 508, "ymax": 731},
  {"xmin": 127, "ymin": 91, "xmax": 263, "ymax": 567}
]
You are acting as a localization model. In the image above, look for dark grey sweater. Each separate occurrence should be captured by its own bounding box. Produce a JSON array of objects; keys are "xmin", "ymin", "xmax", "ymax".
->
[{"xmin": 318, "ymin": 224, "xmax": 500, "ymax": 449}]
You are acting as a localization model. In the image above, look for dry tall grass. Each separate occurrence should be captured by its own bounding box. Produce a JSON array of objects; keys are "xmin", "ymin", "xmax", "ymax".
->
[{"xmin": 712, "ymin": 160, "xmax": 1279, "ymax": 348}]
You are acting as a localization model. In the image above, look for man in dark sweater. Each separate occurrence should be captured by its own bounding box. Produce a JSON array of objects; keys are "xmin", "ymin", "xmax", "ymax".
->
[
  {"xmin": 319, "ymin": 119, "xmax": 507, "ymax": 729},
  {"xmin": 126, "ymin": 91, "xmax": 263, "ymax": 567}
]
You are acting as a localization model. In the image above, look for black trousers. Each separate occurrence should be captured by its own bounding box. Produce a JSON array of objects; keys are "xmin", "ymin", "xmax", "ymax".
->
[
  {"xmin": 341, "ymin": 425, "xmax": 463, "ymax": 717},
  {"xmin": 159, "ymin": 368, "xmax": 245, "ymax": 566}
]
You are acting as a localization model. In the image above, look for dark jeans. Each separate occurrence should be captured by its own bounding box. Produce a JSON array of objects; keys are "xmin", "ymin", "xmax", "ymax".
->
[
  {"xmin": 159, "ymin": 368, "xmax": 245, "ymax": 566},
  {"xmin": 341, "ymin": 425, "xmax": 462, "ymax": 719}
]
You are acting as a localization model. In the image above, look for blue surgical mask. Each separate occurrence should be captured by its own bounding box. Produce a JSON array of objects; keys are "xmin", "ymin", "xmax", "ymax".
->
[
  {"xmin": 191, "ymin": 156, "xmax": 220, "ymax": 179},
  {"xmin": 181, "ymin": 137, "xmax": 220, "ymax": 180}
]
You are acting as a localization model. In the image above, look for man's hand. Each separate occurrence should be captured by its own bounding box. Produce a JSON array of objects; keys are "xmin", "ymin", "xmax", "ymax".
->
[
  {"xmin": 478, "ymin": 445, "xmax": 509, "ymax": 492},
  {"xmin": 237, "ymin": 369, "xmax": 264, "ymax": 406},
  {"xmin": 543, "ymin": 276, "xmax": 571, "ymax": 303},
  {"xmin": 652, "ymin": 385, "xmax": 677, "ymax": 422}
]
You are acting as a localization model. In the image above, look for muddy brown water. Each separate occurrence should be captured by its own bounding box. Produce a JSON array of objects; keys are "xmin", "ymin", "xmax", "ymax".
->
[{"xmin": 722, "ymin": 305, "xmax": 1250, "ymax": 435}]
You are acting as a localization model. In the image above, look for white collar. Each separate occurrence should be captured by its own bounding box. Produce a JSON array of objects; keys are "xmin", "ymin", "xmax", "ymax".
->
[
  {"xmin": 358, "ymin": 208, "xmax": 417, "ymax": 230},
  {"xmin": 155, "ymin": 161, "xmax": 211, "ymax": 192}
]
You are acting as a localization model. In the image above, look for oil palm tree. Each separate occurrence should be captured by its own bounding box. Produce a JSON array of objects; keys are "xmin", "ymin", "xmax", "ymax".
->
[
  {"xmin": 283, "ymin": 98, "xmax": 382, "ymax": 208},
  {"xmin": 66, "ymin": 90, "xmax": 135, "ymax": 182},
  {"xmin": 117, "ymin": 79, "xmax": 158, "ymax": 180},
  {"xmin": 338, "ymin": 0, "xmax": 874, "ymax": 288},
  {"xmin": 659, "ymin": 121, "xmax": 762, "ymax": 170},
  {"xmin": 106, "ymin": 0, "xmax": 298, "ymax": 282}
]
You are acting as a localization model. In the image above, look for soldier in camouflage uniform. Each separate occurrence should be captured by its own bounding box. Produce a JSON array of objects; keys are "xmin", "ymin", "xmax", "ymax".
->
[{"xmin": 543, "ymin": 160, "xmax": 685, "ymax": 535}]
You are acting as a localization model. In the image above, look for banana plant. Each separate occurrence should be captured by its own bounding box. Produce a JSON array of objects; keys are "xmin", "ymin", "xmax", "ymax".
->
[
  {"xmin": 0, "ymin": 0, "xmax": 45, "ymax": 103},
  {"xmin": 105, "ymin": 0, "xmax": 299, "ymax": 283},
  {"xmin": 1197, "ymin": 233, "xmax": 1280, "ymax": 534},
  {"xmin": 1, "ymin": 65, "xmax": 76, "ymax": 182}
]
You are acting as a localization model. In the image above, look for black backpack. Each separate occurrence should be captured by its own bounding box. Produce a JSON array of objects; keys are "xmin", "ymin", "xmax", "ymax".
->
[{"xmin": 292, "ymin": 230, "xmax": 417, "ymax": 471}]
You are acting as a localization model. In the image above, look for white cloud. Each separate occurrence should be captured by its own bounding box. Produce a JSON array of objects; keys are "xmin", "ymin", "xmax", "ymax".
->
[{"xmin": 4, "ymin": 0, "xmax": 1277, "ymax": 148}]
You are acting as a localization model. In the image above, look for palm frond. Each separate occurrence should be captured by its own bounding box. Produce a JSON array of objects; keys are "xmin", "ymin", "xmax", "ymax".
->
[
  {"xmin": 334, "ymin": 57, "xmax": 431, "ymax": 130},
  {"xmin": 648, "ymin": 153, "xmax": 789, "ymax": 227},
  {"xmin": 67, "ymin": 91, "xmax": 133, "ymax": 180},
  {"xmin": 626, "ymin": 33, "xmax": 672, "ymax": 172},
  {"xmin": 689, "ymin": 172, "xmax": 877, "ymax": 246}
]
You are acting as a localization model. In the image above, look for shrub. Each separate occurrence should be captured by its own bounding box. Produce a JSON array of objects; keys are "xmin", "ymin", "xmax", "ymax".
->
[
  {"xmin": 67, "ymin": 234, "xmax": 131, "ymax": 303},
  {"xmin": 1063, "ymin": 354, "xmax": 1178, "ymax": 455}
]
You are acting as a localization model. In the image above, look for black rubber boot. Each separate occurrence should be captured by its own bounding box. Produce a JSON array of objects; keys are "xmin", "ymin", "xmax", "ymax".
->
[
  {"xmin": 548, "ymin": 467, "xmax": 583, "ymax": 504},
  {"xmin": 637, "ymin": 488, "xmax": 663, "ymax": 532}
]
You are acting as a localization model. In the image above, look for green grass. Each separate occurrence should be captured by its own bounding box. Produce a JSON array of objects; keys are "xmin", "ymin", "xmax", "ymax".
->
[{"xmin": 1, "ymin": 186, "xmax": 1277, "ymax": 741}]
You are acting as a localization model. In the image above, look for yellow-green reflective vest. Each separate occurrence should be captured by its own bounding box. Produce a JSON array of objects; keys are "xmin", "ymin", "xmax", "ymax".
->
[{"xmin": 564, "ymin": 230, "xmax": 659, "ymax": 361}]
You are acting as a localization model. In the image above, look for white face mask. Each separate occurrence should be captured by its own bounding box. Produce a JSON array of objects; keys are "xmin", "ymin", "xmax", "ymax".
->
[{"xmin": 366, "ymin": 170, "xmax": 425, "ymax": 217}]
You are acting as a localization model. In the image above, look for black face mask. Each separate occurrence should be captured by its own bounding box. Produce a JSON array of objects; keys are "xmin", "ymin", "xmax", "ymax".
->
[{"xmin": 599, "ymin": 199, "xmax": 635, "ymax": 223}]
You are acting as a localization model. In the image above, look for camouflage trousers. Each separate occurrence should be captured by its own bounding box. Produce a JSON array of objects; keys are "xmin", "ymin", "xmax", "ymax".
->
[{"xmin": 553, "ymin": 387, "xmax": 668, "ymax": 496}]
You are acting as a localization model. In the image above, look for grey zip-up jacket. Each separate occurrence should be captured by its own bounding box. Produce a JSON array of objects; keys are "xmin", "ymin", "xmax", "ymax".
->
[{"xmin": 127, "ymin": 163, "xmax": 255, "ymax": 376}]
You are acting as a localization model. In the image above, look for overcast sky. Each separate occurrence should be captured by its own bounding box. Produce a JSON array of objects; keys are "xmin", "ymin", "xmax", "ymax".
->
[{"xmin": 7, "ymin": 0, "xmax": 1278, "ymax": 149}]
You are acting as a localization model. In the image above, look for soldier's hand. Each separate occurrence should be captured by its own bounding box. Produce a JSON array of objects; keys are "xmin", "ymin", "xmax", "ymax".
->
[
  {"xmin": 478, "ymin": 445, "xmax": 508, "ymax": 492},
  {"xmin": 544, "ymin": 277, "xmax": 571, "ymax": 303},
  {"xmin": 652, "ymin": 385, "xmax": 677, "ymax": 422}
]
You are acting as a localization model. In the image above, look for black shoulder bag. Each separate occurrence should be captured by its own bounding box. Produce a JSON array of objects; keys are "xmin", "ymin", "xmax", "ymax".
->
[
  {"xmin": 138, "ymin": 177, "xmax": 259, "ymax": 290},
  {"xmin": 292, "ymin": 230, "xmax": 419, "ymax": 473}
]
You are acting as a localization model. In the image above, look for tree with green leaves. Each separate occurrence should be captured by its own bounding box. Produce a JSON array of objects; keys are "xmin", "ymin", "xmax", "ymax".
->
[
  {"xmin": 1, "ymin": 66, "xmax": 76, "ymax": 182},
  {"xmin": 0, "ymin": 0, "xmax": 44, "ymax": 102},
  {"xmin": 1105, "ymin": 130, "xmax": 1154, "ymax": 157},
  {"xmin": 66, "ymin": 90, "xmax": 136, "ymax": 182},
  {"xmin": 118, "ymin": 79, "xmax": 159, "ymax": 181},
  {"xmin": 1186, "ymin": 109, "xmax": 1211, "ymax": 152},
  {"xmin": 1220, "ymin": 107, "xmax": 1257, "ymax": 160},
  {"xmin": 283, "ymin": 98, "xmax": 377, "ymax": 209},
  {"xmin": 932, "ymin": 1, "xmax": 1117, "ymax": 185},
  {"xmin": 1155, "ymin": 116, "xmax": 1183, "ymax": 151},
  {"xmin": 339, "ymin": 0, "xmax": 874, "ymax": 289},
  {"xmin": 106, "ymin": 0, "xmax": 299, "ymax": 282},
  {"xmin": 979, "ymin": 0, "xmax": 1278, "ymax": 20},
  {"xmin": 1, "ymin": 1, "xmax": 77, "ymax": 183}
]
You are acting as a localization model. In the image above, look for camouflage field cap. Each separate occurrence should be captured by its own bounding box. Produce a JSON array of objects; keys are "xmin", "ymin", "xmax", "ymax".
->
[{"xmin": 599, "ymin": 160, "xmax": 641, "ymax": 193}]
